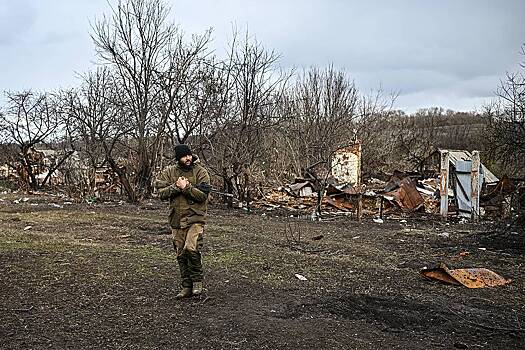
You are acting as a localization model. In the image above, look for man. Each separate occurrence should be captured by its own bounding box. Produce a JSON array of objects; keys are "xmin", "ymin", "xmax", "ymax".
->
[{"xmin": 155, "ymin": 144, "xmax": 210, "ymax": 299}]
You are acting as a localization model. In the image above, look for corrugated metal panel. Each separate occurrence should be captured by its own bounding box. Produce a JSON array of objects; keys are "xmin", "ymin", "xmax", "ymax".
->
[
  {"xmin": 455, "ymin": 160, "xmax": 472, "ymax": 218},
  {"xmin": 446, "ymin": 150, "xmax": 499, "ymax": 183}
]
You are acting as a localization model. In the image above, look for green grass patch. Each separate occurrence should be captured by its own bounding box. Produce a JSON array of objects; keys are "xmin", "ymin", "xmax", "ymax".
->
[{"xmin": 0, "ymin": 231, "xmax": 176, "ymax": 281}]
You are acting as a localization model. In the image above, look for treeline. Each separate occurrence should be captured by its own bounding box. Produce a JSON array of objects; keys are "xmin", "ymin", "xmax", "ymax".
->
[{"xmin": 0, "ymin": 0, "xmax": 523, "ymax": 202}]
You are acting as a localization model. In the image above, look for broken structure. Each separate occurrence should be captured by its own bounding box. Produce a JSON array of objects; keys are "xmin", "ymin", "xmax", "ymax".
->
[
  {"xmin": 437, "ymin": 150, "xmax": 499, "ymax": 220},
  {"xmin": 257, "ymin": 143, "xmax": 515, "ymax": 222},
  {"xmin": 331, "ymin": 142, "xmax": 362, "ymax": 186}
]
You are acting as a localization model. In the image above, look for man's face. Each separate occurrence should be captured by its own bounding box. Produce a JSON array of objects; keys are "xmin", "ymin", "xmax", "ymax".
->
[{"xmin": 179, "ymin": 154, "xmax": 193, "ymax": 167}]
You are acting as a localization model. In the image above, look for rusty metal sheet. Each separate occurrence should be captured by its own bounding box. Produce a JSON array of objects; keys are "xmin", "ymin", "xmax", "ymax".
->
[
  {"xmin": 326, "ymin": 184, "xmax": 363, "ymax": 196},
  {"xmin": 398, "ymin": 180, "xmax": 424, "ymax": 210},
  {"xmin": 385, "ymin": 178, "xmax": 424, "ymax": 211},
  {"xmin": 420, "ymin": 269, "xmax": 461, "ymax": 286},
  {"xmin": 324, "ymin": 196, "xmax": 354, "ymax": 211},
  {"xmin": 288, "ymin": 182, "xmax": 314, "ymax": 197},
  {"xmin": 421, "ymin": 263, "xmax": 512, "ymax": 288}
]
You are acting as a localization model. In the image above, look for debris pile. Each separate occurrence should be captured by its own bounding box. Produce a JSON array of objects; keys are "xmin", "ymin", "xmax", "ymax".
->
[
  {"xmin": 254, "ymin": 148, "xmax": 522, "ymax": 221},
  {"xmin": 255, "ymin": 174, "xmax": 438, "ymax": 217}
]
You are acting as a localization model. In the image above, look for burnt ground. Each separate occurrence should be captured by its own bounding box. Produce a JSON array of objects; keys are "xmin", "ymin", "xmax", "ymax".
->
[{"xmin": 0, "ymin": 193, "xmax": 524, "ymax": 350}]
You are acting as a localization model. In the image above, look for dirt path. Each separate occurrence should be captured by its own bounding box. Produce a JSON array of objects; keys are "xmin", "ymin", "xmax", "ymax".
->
[{"xmin": 1, "ymin": 194, "xmax": 523, "ymax": 349}]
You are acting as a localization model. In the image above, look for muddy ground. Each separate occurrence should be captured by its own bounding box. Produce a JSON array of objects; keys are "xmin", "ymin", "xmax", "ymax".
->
[{"xmin": 0, "ymin": 192, "xmax": 523, "ymax": 350}]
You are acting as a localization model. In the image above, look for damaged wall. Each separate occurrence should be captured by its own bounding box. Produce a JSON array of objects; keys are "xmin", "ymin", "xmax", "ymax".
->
[{"xmin": 331, "ymin": 142, "xmax": 362, "ymax": 186}]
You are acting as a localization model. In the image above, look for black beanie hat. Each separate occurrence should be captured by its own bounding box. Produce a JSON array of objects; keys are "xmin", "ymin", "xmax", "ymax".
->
[{"xmin": 174, "ymin": 144, "xmax": 192, "ymax": 160}]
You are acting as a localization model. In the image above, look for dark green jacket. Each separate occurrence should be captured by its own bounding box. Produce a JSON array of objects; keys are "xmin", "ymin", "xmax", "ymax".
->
[{"xmin": 155, "ymin": 156, "xmax": 210, "ymax": 228}]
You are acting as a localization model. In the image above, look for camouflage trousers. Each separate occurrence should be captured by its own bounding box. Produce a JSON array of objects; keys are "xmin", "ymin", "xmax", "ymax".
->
[{"xmin": 172, "ymin": 223, "xmax": 204, "ymax": 288}]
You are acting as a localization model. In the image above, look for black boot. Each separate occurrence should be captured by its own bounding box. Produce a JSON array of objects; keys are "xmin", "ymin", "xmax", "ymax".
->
[{"xmin": 176, "ymin": 287, "xmax": 192, "ymax": 299}]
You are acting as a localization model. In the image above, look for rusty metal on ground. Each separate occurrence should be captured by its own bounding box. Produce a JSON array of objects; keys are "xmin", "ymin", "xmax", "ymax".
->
[
  {"xmin": 384, "ymin": 177, "xmax": 424, "ymax": 211},
  {"xmin": 325, "ymin": 196, "xmax": 354, "ymax": 211},
  {"xmin": 421, "ymin": 262, "xmax": 512, "ymax": 288}
]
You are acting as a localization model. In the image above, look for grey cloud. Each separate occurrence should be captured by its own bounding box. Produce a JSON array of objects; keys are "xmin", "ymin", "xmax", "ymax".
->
[
  {"xmin": 0, "ymin": 0, "xmax": 37, "ymax": 45},
  {"xmin": 1, "ymin": 0, "xmax": 524, "ymax": 112}
]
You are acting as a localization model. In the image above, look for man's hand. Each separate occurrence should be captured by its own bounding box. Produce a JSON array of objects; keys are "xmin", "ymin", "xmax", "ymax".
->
[{"xmin": 176, "ymin": 176, "xmax": 190, "ymax": 189}]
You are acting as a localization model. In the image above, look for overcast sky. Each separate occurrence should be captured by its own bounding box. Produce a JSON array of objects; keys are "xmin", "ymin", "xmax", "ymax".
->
[{"xmin": 1, "ymin": 0, "xmax": 524, "ymax": 113}]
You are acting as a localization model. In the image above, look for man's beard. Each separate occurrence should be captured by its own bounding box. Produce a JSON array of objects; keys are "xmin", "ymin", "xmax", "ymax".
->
[{"xmin": 178, "ymin": 159, "xmax": 193, "ymax": 169}]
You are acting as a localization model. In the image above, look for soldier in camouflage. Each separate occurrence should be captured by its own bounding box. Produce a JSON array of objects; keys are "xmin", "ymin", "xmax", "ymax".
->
[{"xmin": 155, "ymin": 144, "xmax": 210, "ymax": 299}]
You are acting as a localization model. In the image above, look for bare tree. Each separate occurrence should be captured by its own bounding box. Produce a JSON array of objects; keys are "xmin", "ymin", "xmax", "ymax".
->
[
  {"xmin": 259, "ymin": 66, "xmax": 359, "ymax": 218},
  {"xmin": 0, "ymin": 91, "xmax": 68, "ymax": 190},
  {"xmin": 0, "ymin": 107, "xmax": 11, "ymax": 178},
  {"xmin": 91, "ymin": 0, "xmax": 178, "ymax": 197},
  {"xmin": 203, "ymin": 31, "xmax": 291, "ymax": 203},
  {"xmin": 350, "ymin": 88, "xmax": 398, "ymax": 177},
  {"xmin": 485, "ymin": 44, "xmax": 525, "ymax": 175},
  {"xmin": 355, "ymin": 106, "xmax": 484, "ymax": 176},
  {"xmin": 158, "ymin": 30, "xmax": 215, "ymax": 146},
  {"xmin": 270, "ymin": 66, "xmax": 359, "ymax": 182},
  {"xmin": 393, "ymin": 108, "xmax": 445, "ymax": 172},
  {"xmin": 63, "ymin": 68, "xmax": 137, "ymax": 201}
]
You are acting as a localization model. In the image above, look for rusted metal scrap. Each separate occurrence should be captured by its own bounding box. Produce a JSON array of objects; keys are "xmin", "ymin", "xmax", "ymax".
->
[
  {"xmin": 384, "ymin": 175, "xmax": 424, "ymax": 211},
  {"xmin": 481, "ymin": 175, "xmax": 519, "ymax": 218},
  {"xmin": 324, "ymin": 184, "xmax": 380, "ymax": 215},
  {"xmin": 325, "ymin": 183, "xmax": 365, "ymax": 196},
  {"xmin": 421, "ymin": 262, "xmax": 512, "ymax": 288},
  {"xmin": 286, "ymin": 181, "xmax": 315, "ymax": 197},
  {"xmin": 324, "ymin": 196, "xmax": 355, "ymax": 211}
]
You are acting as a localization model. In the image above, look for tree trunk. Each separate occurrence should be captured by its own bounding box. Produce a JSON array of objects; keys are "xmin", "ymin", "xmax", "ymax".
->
[
  {"xmin": 222, "ymin": 174, "xmax": 234, "ymax": 208},
  {"xmin": 41, "ymin": 151, "xmax": 75, "ymax": 188},
  {"xmin": 22, "ymin": 154, "xmax": 38, "ymax": 191},
  {"xmin": 107, "ymin": 157, "xmax": 137, "ymax": 203}
]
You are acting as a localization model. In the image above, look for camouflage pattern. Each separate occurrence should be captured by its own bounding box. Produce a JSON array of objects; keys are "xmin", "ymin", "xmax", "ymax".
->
[
  {"xmin": 173, "ymin": 224, "xmax": 204, "ymax": 287},
  {"xmin": 155, "ymin": 155, "xmax": 210, "ymax": 289},
  {"xmin": 154, "ymin": 155, "xmax": 210, "ymax": 229}
]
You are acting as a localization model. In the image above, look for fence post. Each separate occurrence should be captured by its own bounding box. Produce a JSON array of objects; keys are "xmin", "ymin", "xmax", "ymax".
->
[{"xmin": 440, "ymin": 150, "xmax": 450, "ymax": 220}]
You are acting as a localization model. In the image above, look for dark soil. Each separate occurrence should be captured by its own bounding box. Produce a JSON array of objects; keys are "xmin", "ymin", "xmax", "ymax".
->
[{"xmin": 0, "ymin": 193, "xmax": 523, "ymax": 349}]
